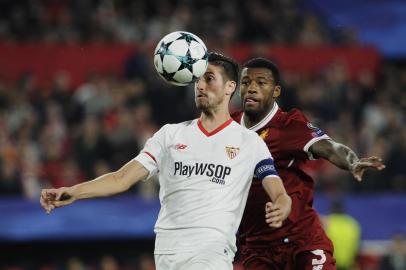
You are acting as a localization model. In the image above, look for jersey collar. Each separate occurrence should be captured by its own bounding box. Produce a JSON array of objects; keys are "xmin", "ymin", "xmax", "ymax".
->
[
  {"xmin": 197, "ymin": 118, "xmax": 233, "ymax": 137},
  {"xmin": 240, "ymin": 103, "xmax": 279, "ymax": 132}
]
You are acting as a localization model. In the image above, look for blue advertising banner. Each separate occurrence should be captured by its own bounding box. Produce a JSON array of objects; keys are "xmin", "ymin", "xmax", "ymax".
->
[{"xmin": 0, "ymin": 194, "xmax": 405, "ymax": 241}]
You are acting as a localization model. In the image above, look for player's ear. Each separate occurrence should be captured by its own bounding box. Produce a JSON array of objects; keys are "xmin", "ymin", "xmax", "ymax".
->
[
  {"xmin": 226, "ymin": 80, "xmax": 236, "ymax": 96},
  {"xmin": 273, "ymin": 85, "xmax": 281, "ymax": 98}
]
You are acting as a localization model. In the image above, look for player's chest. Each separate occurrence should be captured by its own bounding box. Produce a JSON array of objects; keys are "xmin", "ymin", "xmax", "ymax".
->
[
  {"xmin": 165, "ymin": 131, "xmax": 251, "ymax": 182},
  {"xmin": 167, "ymin": 134, "xmax": 245, "ymax": 164},
  {"xmin": 257, "ymin": 127, "xmax": 290, "ymax": 161}
]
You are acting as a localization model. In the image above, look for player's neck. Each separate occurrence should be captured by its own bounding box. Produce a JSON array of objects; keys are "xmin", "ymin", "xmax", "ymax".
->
[
  {"xmin": 200, "ymin": 110, "xmax": 231, "ymax": 133},
  {"xmin": 244, "ymin": 114, "xmax": 265, "ymax": 128},
  {"xmin": 244, "ymin": 102, "xmax": 276, "ymax": 128}
]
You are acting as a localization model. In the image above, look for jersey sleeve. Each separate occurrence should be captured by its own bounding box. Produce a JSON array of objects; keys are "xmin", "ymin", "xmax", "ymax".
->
[
  {"xmin": 302, "ymin": 122, "xmax": 330, "ymax": 160},
  {"xmin": 283, "ymin": 110, "xmax": 330, "ymax": 160},
  {"xmin": 134, "ymin": 124, "xmax": 168, "ymax": 179},
  {"xmin": 253, "ymin": 135, "xmax": 279, "ymax": 180}
]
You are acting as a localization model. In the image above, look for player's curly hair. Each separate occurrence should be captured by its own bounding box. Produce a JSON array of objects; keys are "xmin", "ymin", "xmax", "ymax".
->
[
  {"xmin": 208, "ymin": 52, "xmax": 239, "ymax": 89},
  {"xmin": 242, "ymin": 57, "xmax": 280, "ymax": 85}
]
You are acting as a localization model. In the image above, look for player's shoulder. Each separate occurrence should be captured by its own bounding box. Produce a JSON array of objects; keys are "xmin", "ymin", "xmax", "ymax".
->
[
  {"xmin": 278, "ymin": 108, "xmax": 310, "ymax": 127},
  {"xmin": 164, "ymin": 119, "xmax": 195, "ymax": 129},
  {"xmin": 230, "ymin": 121, "xmax": 263, "ymax": 141},
  {"xmin": 231, "ymin": 110, "xmax": 243, "ymax": 122},
  {"xmin": 158, "ymin": 120, "xmax": 196, "ymax": 135}
]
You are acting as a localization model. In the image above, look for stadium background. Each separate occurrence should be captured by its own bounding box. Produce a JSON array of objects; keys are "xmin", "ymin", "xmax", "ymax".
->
[{"xmin": 0, "ymin": 0, "xmax": 405, "ymax": 269}]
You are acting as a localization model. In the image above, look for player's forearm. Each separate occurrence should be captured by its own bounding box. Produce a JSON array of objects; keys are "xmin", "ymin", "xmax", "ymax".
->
[
  {"xmin": 325, "ymin": 143, "xmax": 359, "ymax": 171},
  {"xmin": 70, "ymin": 160, "xmax": 148, "ymax": 200},
  {"xmin": 311, "ymin": 139, "xmax": 359, "ymax": 171},
  {"xmin": 262, "ymin": 176, "xmax": 292, "ymax": 214},
  {"xmin": 70, "ymin": 171, "xmax": 130, "ymax": 200}
]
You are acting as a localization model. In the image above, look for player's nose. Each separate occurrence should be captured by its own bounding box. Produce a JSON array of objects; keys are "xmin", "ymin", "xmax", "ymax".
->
[
  {"xmin": 247, "ymin": 82, "xmax": 258, "ymax": 93},
  {"xmin": 195, "ymin": 77, "xmax": 205, "ymax": 91}
]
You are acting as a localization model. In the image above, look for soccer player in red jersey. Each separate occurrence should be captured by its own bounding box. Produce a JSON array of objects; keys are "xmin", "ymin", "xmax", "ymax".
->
[{"xmin": 232, "ymin": 58, "xmax": 385, "ymax": 270}]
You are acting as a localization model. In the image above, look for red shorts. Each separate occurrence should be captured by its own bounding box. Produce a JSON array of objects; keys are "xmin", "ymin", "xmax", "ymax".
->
[{"xmin": 240, "ymin": 243, "xmax": 336, "ymax": 270}]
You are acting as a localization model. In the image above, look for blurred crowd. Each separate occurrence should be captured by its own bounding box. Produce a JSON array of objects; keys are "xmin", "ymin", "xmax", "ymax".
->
[
  {"xmin": 0, "ymin": 0, "xmax": 355, "ymax": 46},
  {"xmin": 0, "ymin": 1, "xmax": 405, "ymax": 270},
  {"xmin": 0, "ymin": 0, "xmax": 405, "ymax": 201}
]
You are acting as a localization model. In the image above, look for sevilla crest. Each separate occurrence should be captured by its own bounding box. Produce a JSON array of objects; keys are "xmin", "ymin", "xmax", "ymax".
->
[{"xmin": 226, "ymin": 146, "xmax": 240, "ymax": 159}]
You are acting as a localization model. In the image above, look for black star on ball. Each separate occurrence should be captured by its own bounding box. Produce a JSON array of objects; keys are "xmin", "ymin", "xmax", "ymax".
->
[
  {"xmin": 157, "ymin": 41, "xmax": 173, "ymax": 61},
  {"xmin": 160, "ymin": 68, "xmax": 176, "ymax": 82},
  {"xmin": 176, "ymin": 49, "xmax": 198, "ymax": 72},
  {"xmin": 176, "ymin": 32, "xmax": 198, "ymax": 45}
]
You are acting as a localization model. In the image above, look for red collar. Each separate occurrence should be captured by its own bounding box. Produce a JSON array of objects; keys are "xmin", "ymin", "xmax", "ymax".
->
[{"xmin": 197, "ymin": 118, "xmax": 233, "ymax": 137}]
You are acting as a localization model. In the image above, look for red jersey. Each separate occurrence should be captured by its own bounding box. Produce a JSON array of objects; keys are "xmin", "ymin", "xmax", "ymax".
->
[{"xmin": 233, "ymin": 103, "xmax": 334, "ymax": 253}]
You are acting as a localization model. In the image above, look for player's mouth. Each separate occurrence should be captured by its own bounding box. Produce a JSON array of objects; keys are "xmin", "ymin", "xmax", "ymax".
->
[
  {"xmin": 244, "ymin": 97, "xmax": 259, "ymax": 106},
  {"xmin": 197, "ymin": 93, "xmax": 208, "ymax": 99}
]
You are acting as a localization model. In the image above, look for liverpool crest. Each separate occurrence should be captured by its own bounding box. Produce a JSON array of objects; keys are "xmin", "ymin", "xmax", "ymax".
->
[{"xmin": 259, "ymin": 129, "xmax": 269, "ymax": 140}]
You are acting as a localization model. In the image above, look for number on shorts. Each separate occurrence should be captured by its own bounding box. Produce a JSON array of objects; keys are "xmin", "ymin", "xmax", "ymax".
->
[{"xmin": 311, "ymin": 249, "xmax": 326, "ymax": 265}]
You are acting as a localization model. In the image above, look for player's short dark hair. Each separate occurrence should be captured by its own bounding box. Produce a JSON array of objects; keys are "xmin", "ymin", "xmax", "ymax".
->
[
  {"xmin": 208, "ymin": 52, "xmax": 239, "ymax": 89},
  {"xmin": 242, "ymin": 57, "xmax": 280, "ymax": 85}
]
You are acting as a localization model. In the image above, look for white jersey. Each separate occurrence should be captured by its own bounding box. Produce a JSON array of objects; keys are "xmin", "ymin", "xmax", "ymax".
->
[{"xmin": 135, "ymin": 118, "xmax": 278, "ymax": 255}]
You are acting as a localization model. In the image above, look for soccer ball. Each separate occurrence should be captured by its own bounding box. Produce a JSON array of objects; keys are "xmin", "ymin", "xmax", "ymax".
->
[{"xmin": 153, "ymin": 31, "xmax": 208, "ymax": 86}]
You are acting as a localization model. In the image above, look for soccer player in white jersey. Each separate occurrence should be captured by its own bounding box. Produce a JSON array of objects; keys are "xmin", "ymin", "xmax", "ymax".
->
[{"xmin": 40, "ymin": 52, "xmax": 292, "ymax": 270}]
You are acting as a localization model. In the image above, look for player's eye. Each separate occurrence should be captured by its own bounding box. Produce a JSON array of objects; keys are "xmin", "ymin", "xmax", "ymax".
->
[{"xmin": 241, "ymin": 81, "xmax": 249, "ymax": 86}]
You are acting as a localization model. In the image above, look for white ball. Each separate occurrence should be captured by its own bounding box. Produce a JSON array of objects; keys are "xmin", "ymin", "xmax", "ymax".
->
[{"xmin": 153, "ymin": 31, "xmax": 208, "ymax": 86}]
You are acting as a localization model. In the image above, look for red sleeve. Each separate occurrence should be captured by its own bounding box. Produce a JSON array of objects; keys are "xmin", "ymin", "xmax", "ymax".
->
[{"xmin": 280, "ymin": 109, "xmax": 330, "ymax": 160}]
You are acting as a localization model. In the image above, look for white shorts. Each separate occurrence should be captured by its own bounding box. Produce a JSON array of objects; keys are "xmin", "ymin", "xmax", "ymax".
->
[{"xmin": 155, "ymin": 248, "xmax": 233, "ymax": 270}]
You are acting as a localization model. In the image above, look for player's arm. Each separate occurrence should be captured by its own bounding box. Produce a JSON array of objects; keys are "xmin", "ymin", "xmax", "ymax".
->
[
  {"xmin": 40, "ymin": 159, "xmax": 149, "ymax": 214},
  {"xmin": 262, "ymin": 176, "xmax": 292, "ymax": 228},
  {"xmin": 309, "ymin": 139, "xmax": 385, "ymax": 181}
]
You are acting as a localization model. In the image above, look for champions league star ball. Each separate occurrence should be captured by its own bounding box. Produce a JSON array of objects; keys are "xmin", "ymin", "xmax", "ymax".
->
[{"xmin": 153, "ymin": 31, "xmax": 208, "ymax": 86}]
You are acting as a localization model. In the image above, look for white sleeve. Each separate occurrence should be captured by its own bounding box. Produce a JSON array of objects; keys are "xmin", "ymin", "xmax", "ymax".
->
[
  {"xmin": 253, "ymin": 135, "xmax": 279, "ymax": 180},
  {"xmin": 254, "ymin": 135, "xmax": 273, "ymax": 162},
  {"xmin": 134, "ymin": 124, "xmax": 168, "ymax": 180}
]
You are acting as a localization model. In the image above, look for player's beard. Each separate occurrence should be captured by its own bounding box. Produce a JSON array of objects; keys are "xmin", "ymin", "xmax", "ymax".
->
[
  {"xmin": 196, "ymin": 95, "xmax": 224, "ymax": 115},
  {"xmin": 196, "ymin": 98, "xmax": 209, "ymax": 111},
  {"xmin": 243, "ymin": 99, "xmax": 273, "ymax": 120},
  {"xmin": 243, "ymin": 101, "xmax": 262, "ymax": 117}
]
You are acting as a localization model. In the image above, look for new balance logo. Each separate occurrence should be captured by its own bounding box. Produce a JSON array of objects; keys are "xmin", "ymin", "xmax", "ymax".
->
[{"xmin": 175, "ymin": 143, "xmax": 187, "ymax": 150}]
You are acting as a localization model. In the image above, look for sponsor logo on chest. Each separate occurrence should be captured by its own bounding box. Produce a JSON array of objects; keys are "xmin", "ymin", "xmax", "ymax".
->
[{"xmin": 174, "ymin": 161, "xmax": 231, "ymax": 185}]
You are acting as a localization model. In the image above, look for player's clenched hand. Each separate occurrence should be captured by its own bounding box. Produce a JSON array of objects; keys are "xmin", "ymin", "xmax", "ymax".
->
[
  {"xmin": 351, "ymin": 156, "xmax": 385, "ymax": 182},
  {"xmin": 40, "ymin": 187, "xmax": 75, "ymax": 214},
  {"xmin": 265, "ymin": 201, "xmax": 289, "ymax": 228}
]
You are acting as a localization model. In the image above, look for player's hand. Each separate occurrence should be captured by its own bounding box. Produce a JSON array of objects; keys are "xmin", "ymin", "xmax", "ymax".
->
[
  {"xmin": 265, "ymin": 201, "xmax": 289, "ymax": 228},
  {"xmin": 40, "ymin": 187, "xmax": 75, "ymax": 214},
  {"xmin": 351, "ymin": 156, "xmax": 385, "ymax": 182}
]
